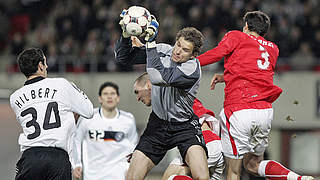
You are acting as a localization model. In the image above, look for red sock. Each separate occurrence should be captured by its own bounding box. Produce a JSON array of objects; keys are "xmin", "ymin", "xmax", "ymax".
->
[
  {"xmin": 258, "ymin": 160, "xmax": 301, "ymax": 180},
  {"xmin": 167, "ymin": 175, "xmax": 193, "ymax": 180}
]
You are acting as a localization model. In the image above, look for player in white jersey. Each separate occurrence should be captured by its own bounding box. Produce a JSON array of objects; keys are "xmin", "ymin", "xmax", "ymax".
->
[
  {"xmin": 10, "ymin": 48, "xmax": 94, "ymax": 180},
  {"xmin": 72, "ymin": 82, "xmax": 139, "ymax": 180}
]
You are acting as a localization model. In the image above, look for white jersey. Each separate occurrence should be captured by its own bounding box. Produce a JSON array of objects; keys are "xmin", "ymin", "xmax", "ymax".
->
[
  {"xmin": 9, "ymin": 77, "xmax": 94, "ymax": 153},
  {"xmin": 73, "ymin": 108, "xmax": 138, "ymax": 180}
]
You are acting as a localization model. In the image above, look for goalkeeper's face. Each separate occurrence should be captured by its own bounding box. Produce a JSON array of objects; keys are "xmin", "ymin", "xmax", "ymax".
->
[{"xmin": 172, "ymin": 37, "xmax": 195, "ymax": 63}]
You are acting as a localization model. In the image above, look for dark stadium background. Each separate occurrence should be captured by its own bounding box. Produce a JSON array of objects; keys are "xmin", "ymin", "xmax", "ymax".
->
[{"xmin": 0, "ymin": 0, "xmax": 319, "ymax": 179}]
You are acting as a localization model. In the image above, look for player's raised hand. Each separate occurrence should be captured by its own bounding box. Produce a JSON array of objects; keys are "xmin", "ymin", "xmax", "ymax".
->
[
  {"xmin": 72, "ymin": 167, "xmax": 83, "ymax": 179},
  {"xmin": 144, "ymin": 15, "xmax": 159, "ymax": 42},
  {"xmin": 131, "ymin": 36, "xmax": 144, "ymax": 47},
  {"xmin": 119, "ymin": 9, "xmax": 130, "ymax": 38},
  {"xmin": 210, "ymin": 74, "xmax": 224, "ymax": 90}
]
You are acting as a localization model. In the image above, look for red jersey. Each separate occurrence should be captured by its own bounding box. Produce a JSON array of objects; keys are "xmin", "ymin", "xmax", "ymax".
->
[
  {"xmin": 197, "ymin": 30, "xmax": 282, "ymax": 110},
  {"xmin": 193, "ymin": 98, "xmax": 215, "ymax": 117},
  {"xmin": 192, "ymin": 98, "xmax": 220, "ymax": 142}
]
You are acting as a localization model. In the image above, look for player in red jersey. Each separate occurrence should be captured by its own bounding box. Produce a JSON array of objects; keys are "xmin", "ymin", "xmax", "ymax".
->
[{"xmin": 197, "ymin": 11, "xmax": 313, "ymax": 180}]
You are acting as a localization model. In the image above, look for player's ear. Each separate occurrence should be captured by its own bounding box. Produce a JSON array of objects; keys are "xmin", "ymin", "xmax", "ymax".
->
[
  {"xmin": 38, "ymin": 61, "xmax": 44, "ymax": 71},
  {"xmin": 146, "ymin": 80, "xmax": 151, "ymax": 90},
  {"xmin": 243, "ymin": 22, "xmax": 249, "ymax": 32},
  {"xmin": 190, "ymin": 52, "xmax": 197, "ymax": 59}
]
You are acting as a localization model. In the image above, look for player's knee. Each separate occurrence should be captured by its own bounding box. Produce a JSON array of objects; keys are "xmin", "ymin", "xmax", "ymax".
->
[
  {"xmin": 243, "ymin": 160, "xmax": 259, "ymax": 175},
  {"xmin": 243, "ymin": 154, "xmax": 262, "ymax": 176},
  {"xmin": 226, "ymin": 161, "xmax": 241, "ymax": 176},
  {"xmin": 126, "ymin": 169, "xmax": 140, "ymax": 180},
  {"xmin": 192, "ymin": 172, "xmax": 210, "ymax": 180},
  {"xmin": 228, "ymin": 167, "xmax": 242, "ymax": 177},
  {"xmin": 126, "ymin": 171, "xmax": 134, "ymax": 180},
  {"xmin": 126, "ymin": 173, "xmax": 139, "ymax": 180}
]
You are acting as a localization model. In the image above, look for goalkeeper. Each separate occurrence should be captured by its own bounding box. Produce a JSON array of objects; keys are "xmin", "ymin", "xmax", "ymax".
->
[
  {"xmin": 132, "ymin": 73, "xmax": 225, "ymax": 180},
  {"xmin": 117, "ymin": 10, "xmax": 210, "ymax": 180}
]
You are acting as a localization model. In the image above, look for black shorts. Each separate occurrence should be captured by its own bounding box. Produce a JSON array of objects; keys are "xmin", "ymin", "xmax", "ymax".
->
[
  {"xmin": 135, "ymin": 112, "xmax": 207, "ymax": 165},
  {"xmin": 15, "ymin": 147, "xmax": 71, "ymax": 180}
]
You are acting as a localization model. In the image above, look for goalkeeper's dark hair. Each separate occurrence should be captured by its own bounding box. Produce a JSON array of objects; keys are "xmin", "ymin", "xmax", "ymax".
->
[
  {"xmin": 243, "ymin": 11, "xmax": 270, "ymax": 37},
  {"xmin": 99, "ymin": 82, "xmax": 120, "ymax": 96},
  {"xmin": 176, "ymin": 27, "xmax": 204, "ymax": 56},
  {"xmin": 17, "ymin": 48, "xmax": 45, "ymax": 78}
]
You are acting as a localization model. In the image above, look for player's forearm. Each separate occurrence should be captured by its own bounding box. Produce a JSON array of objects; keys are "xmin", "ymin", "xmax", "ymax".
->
[
  {"xmin": 73, "ymin": 97, "xmax": 94, "ymax": 119},
  {"xmin": 115, "ymin": 37, "xmax": 147, "ymax": 66},
  {"xmin": 146, "ymin": 47, "xmax": 167, "ymax": 85},
  {"xmin": 72, "ymin": 139, "xmax": 83, "ymax": 169},
  {"xmin": 132, "ymin": 47, "xmax": 147, "ymax": 64},
  {"xmin": 114, "ymin": 37, "xmax": 133, "ymax": 65},
  {"xmin": 197, "ymin": 47, "xmax": 225, "ymax": 66}
]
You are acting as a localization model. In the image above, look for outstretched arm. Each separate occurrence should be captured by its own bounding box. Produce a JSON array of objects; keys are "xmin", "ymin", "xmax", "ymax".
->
[
  {"xmin": 197, "ymin": 31, "xmax": 240, "ymax": 66},
  {"xmin": 114, "ymin": 9, "xmax": 147, "ymax": 70},
  {"xmin": 114, "ymin": 36, "xmax": 147, "ymax": 67}
]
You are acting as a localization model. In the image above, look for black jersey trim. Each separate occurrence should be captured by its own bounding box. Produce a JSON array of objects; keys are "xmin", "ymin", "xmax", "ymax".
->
[{"xmin": 24, "ymin": 76, "xmax": 45, "ymax": 86}]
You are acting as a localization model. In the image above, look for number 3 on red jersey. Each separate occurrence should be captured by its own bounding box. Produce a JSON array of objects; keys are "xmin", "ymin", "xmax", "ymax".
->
[{"xmin": 257, "ymin": 45, "xmax": 270, "ymax": 70}]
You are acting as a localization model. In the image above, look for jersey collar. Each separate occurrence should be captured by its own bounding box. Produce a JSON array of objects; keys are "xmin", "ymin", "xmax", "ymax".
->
[
  {"xmin": 99, "ymin": 107, "xmax": 120, "ymax": 120},
  {"xmin": 24, "ymin": 76, "xmax": 45, "ymax": 86}
]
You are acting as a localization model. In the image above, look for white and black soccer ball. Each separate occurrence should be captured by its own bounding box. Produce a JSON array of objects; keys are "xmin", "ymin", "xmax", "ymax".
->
[{"xmin": 123, "ymin": 6, "xmax": 151, "ymax": 36}]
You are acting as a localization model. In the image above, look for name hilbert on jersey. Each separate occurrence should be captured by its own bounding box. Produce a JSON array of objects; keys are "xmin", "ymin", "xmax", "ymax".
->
[
  {"xmin": 13, "ymin": 87, "xmax": 58, "ymax": 109},
  {"xmin": 10, "ymin": 77, "xmax": 94, "ymax": 153}
]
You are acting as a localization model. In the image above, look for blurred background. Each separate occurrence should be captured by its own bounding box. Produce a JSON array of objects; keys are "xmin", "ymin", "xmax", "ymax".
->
[{"xmin": 0, "ymin": 0, "xmax": 319, "ymax": 179}]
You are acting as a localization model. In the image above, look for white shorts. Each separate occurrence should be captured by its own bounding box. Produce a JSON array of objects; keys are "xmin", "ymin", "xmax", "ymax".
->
[
  {"xmin": 170, "ymin": 140, "xmax": 225, "ymax": 180},
  {"xmin": 219, "ymin": 108, "xmax": 273, "ymax": 159}
]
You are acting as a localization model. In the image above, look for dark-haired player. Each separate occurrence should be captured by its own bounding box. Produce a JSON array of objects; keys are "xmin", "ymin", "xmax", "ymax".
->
[
  {"xmin": 197, "ymin": 11, "xmax": 313, "ymax": 180},
  {"xmin": 10, "ymin": 48, "xmax": 94, "ymax": 180},
  {"xmin": 72, "ymin": 82, "xmax": 138, "ymax": 180}
]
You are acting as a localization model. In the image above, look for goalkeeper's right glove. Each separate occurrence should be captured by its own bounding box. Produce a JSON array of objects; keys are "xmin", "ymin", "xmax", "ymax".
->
[
  {"xmin": 119, "ymin": 9, "xmax": 130, "ymax": 38},
  {"xmin": 144, "ymin": 15, "xmax": 159, "ymax": 43}
]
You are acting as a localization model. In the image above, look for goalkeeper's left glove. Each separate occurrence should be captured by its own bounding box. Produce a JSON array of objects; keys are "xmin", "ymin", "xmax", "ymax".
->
[{"xmin": 144, "ymin": 15, "xmax": 159, "ymax": 43}]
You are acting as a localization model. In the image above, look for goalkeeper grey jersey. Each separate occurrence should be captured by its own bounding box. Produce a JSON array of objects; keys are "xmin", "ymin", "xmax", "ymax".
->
[
  {"xmin": 10, "ymin": 77, "xmax": 94, "ymax": 152},
  {"xmin": 147, "ymin": 43, "xmax": 201, "ymax": 122}
]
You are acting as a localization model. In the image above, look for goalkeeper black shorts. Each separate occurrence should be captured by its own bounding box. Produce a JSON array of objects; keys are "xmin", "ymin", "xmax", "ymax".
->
[{"xmin": 135, "ymin": 111, "xmax": 207, "ymax": 165}]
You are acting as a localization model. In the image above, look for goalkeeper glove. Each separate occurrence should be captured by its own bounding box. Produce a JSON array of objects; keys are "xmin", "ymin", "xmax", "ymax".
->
[
  {"xmin": 119, "ymin": 9, "xmax": 130, "ymax": 38},
  {"xmin": 144, "ymin": 15, "xmax": 159, "ymax": 42}
]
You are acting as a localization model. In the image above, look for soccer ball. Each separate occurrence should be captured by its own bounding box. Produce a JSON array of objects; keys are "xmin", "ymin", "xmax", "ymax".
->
[{"xmin": 122, "ymin": 6, "xmax": 151, "ymax": 36}]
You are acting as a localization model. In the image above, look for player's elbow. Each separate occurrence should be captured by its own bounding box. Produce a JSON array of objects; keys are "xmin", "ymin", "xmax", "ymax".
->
[
  {"xmin": 147, "ymin": 69, "xmax": 168, "ymax": 86},
  {"xmin": 83, "ymin": 103, "xmax": 94, "ymax": 119},
  {"xmin": 87, "ymin": 106, "xmax": 94, "ymax": 118},
  {"xmin": 115, "ymin": 57, "xmax": 128, "ymax": 66}
]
